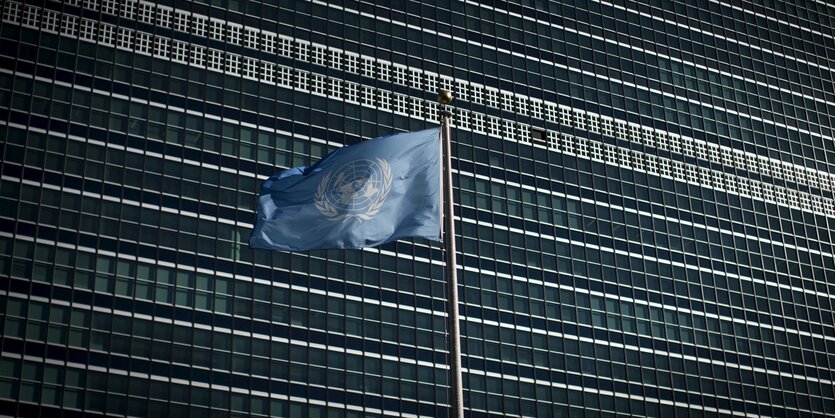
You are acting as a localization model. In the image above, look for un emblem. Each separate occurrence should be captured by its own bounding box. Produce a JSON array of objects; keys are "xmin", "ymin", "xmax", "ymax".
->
[{"xmin": 315, "ymin": 159, "xmax": 393, "ymax": 221}]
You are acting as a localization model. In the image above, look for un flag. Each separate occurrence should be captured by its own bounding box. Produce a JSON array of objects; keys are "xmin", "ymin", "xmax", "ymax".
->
[{"xmin": 249, "ymin": 128, "xmax": 442, "ymax": 251}]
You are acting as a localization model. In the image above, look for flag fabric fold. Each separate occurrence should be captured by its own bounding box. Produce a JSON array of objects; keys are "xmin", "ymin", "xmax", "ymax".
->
[{"xmin": 249, "ymin": 128, "xmax": 441, "ymax": 251}]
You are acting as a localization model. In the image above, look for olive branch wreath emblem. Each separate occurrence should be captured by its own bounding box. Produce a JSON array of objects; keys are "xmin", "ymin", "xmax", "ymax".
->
[{"xmin": 314, "ymin": 159, "xmax": 393, "ymax": 222}]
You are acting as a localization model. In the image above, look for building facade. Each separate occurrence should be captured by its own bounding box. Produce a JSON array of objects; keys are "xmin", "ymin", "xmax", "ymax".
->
[{"xmin": 1, "ymin": 0, "xmax": 834, "ymax": 417}]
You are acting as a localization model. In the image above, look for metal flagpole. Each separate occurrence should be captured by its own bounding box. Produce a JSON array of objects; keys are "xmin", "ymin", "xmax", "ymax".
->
[{"xmin": 438, "ymin": 90, "xmax": 464, "ymax": 418}]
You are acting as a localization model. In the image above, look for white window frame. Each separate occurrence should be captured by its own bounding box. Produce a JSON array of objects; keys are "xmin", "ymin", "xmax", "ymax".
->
[
  {"xmin": 136, "ymin": 32, "xmax": 153, "ymax": 55},
  {"xmin": 156, "ymin": 5, "xmax": 172, "ymax": 28},
  {"xmin": 171, "ymin": 40, "xmax": 189, "ymax": 62},
  {"xmin": 22, "ymin": 5, "xmax": 40, "ymax": 28},
  {"xmin": 344, "ymin": 81, "xmax": 359, "ymax": 103},
  {"xmin": 207, "ymin": 49, "xmax": 223, "ymax": 71},
  {"xmin": 344, "ymin": 52, "xmax": 359, "ymax": 74},
  {"xmin": 137, "ymin": 1, "xmax": 154, "ymax": 24},
  {"xmin": 261, "ymin": 61, "xmax": 276, "ymax": 83},
  {"xmin": 278, "ymin": 35, "xmax": 293, "ymax": 58},
  {"xmin": 244, "ymin": 27, "xmax": 259, "ymax": 50},
  {"xmin": 2, "ymin": 2, "xmax": 21, "ymax": 24},
  {"xmin": 174, "ymin": 10, "xmax": 190, "ymax": 32},
  {"xmin": 42, "ymin": 9, "xmax": 60, "ymax": 33},
  {"xmin": 190, "ymin": 45, "xmax": 206, "ymax": 67},
  {"xmin": 116, "ymin": 27, "xmax": 133, "ymax": 50},
  {"xmin": 192, "ymin": 15, "xmax": 207, "ymax": 37},
  {"xmin": 263, "ymin": 31, "xmax": 277, "ymax": 54}
]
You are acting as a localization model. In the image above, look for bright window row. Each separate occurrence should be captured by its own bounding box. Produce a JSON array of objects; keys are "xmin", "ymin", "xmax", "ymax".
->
[{"xmin": 27, "ymin": 0, "xmax": 835, "ymax": 197}]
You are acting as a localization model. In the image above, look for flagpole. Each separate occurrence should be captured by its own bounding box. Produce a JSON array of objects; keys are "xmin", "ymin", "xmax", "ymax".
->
[{"xmin": 438, "ymin": 90, "xmax": 464, "ymax": 418}]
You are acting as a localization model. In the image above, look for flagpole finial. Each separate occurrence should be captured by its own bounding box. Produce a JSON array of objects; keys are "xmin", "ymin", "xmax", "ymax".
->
[{"xmin": 438, "ymin": 90, "xmax": 454, "ymax": 105}]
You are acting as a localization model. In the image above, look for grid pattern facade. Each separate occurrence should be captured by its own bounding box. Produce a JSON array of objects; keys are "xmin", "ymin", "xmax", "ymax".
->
[{"xmin": 0, "ymin": 0, "xmax": 834, "ymax": 417}]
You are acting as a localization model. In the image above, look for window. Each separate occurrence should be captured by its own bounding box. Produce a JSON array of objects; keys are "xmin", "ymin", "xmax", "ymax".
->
[
  {"xmin": 548, "ymin": 131, "xmax": 559, "ymax": 150},
  {"xmin": 296, "ymin": 41, "xmax": 310, "ymax": 62},
  {"xmin": 410, "ymin": 68, "xmax": 422, "ymax": 89},
  {"xmin": 361, "ymin": 56, "xmax": 375, "ymax": 78},
  {"xmin": 456, "ymin": 80, "xmax": 468, "ymax": 102},
  {"xmin": 174, "ymin": 10, "xmax": 190, "ymax": 32},
  {"xmin": 439, "ymin": 75, "xmax": 454, "ymax": 92},
  {"xmin": 137, "ymin": 1, "xmax": 154, "ymax": 24},
  {"xmin": 501, "ymin": 91, "xmax": 514, "ymax": 112},
  {"xmin": 473, "ymin": 113, "xmax": 485, "ymax": 133},
  {"xmin": 685, "ymin": 165, "xmax": 699, "ymax": 183},
  {"xmin": 644, "ymin": 154, "xmax": 657, "ymax": 174},
  {"xmin": 586, "ymin": 113, "xmax": 600, "ymax": 134},
  {"xmin": 261, "ymin": 62, "xmax": 276, "ymax": 83},
  {"xmin": 485, "ymin": 88, "xmax": 499, "ymax": 108},
  {"xmin": 337, "ymin": 81, "xmax": 355, "ymax": 103},
  {"xmin": 244, "ymin": 28, "xmax": 259, "ymax": 49},
  {"xmin": 263, "ymin": 32, "xmax": 276, "ymax": 54},
  {"xmin": 505, "ymin": 120, "xmax": 516, "ymax": 141},
  {"xmin": 22, "ymin": 5, "xmax": 40, "ymax": 28},
  {"xmin": 329, "ymin": 48, "xmax": 342, "ymax": 71},
  {"xmin": 694, "ymin": 141, "xmax": 707, "ymax": 160},
  {"xmin": 641, "ymin": 127, "xmax": 654, "ymax": 147},
  {"xmin": 411, "ymin": 97, "xmax": 424, "ymax": 119},
  {"xmin": 530, "ymin": 99, "xmax": 542, "ymax": 119},
  {"xmin": 295, "ymin": 70, "xmax": 309, "ymax": 90},
  {"xmin": 2, "ymin": 2, "xmax": 21, "ymax": 24},
  {"xmin": 394, "ymin": 93, "xmax": 408, "ymax": 115},
  {"xmin": 207, "ymin": 49, "xmax": 223, "ymax": 71},
  {"xmin": 378, "ymin": 61, "xmax": 391, "ymax": 82},
  {"xmin": 659, "ymin": 158, "xmax": 672, "ymax": 177},
  {"xmin": 669, "ymin": 133, "xmax": 682, "ymax": 154},
  {"xmin": 225, "ymin": 53, "xmax": 240, "ymax": 75},
  {"xmin": 156, "ymin": 6, "xmax": 172, "ymax": 28},
  {"xmin": 590, "ymin": 140, "xmax": 604, "ymax": 162},
  {"xmin": 192, "ymin": 15, "xmax": 207, "ymax": 37},
  {"xmin": 278, "ymin": 35, "xmax": 293, "ymax": 58},
  {"xmin": 393, "ymin": 64, "xmax": 408, "ymax": 86},
  {"xmin": 226, "ymin": 23, "xmax": 243, "ymax": 45},
  {"xmin": 605, "ymin": 144, "xmax": 618, "ymax": 165},
  {"xmin": 116, "ymin": 27, "xmax": 133, "ymax": 50},
  {"xmin": 277, "ymin": 65, "xmax": 292, "ymax": 87},
  {"xmin": 656, "ymin": 131, "xmax": 668, "ymax": 150},
  {"xmin": 361, "ymin": 85, "xmax": 375, "ymax": 107},
  {"xmin": 311, "ymin": 44, "xmax": 326, "ymax": 66},
  {"xmin": 61, "ymin": 14, "xmax": 79, "ymax": 37},
  {"xmin": 517, "ymin": 97, "xmax": 528, "ymax": 116},
  {"xmin": 243, "ymin": 58, "xmax": 258, "ymax": 80},
  {"xmin": 171, "ymin": 41, "xmax": 188, "ymax": 62},
  {"xmin": 458, "ymin": 111, "xmax": 471, "ymax": 131},
  {"xmin": 153, "ymin": 36, "xmax": 170, "ymax": 58},
  {"xmin": 79, "ymin": 19, "xmax": 97, "ymax": 41},
  {"xmin": 120, "ymin": 0, "xmax": 136, "ymax": 19},
  {"xmin": 42, "ymin": 10, "xmax": 60, "ymax": 33},
  {"xmin": 544, "ymin": 103, "xmax": 558, "ymax": 123},
  {"xmin": 488, "ymin": 116, "xmax": 501, "ymax": 137},
  {"xmin": 136, "ymin": 32, "xmax": 153, "ymax": 55},
  {"xmin": 707, "ymin": 145, "xmax": 721, "ymax": 163},
  {"xmin": 344, "ymin": 52, "xmax": 359, "ymax": 73},
  {"xmin": 471, "ymin": 84, "xmax": 484, "ymax": 105},
  {"xmin": 311, "ymin": 74, "xmax": 327, "ymax": 96},
  {"xmin": 615, "ymin": 120, "xmax": 628, "ymax": 140},
  {"xmin": 575, "ymin": 137, "xmax": 589, "ymax": 158},
  {"xmin": 600, "ymin": 116, "xmax": 614, "ymax": 137},
  {"xmin": 426, "ymin": 73, "xmax": 438, "ymax": 92},
  {"xmin": 328, "ymin": 78, "xmax": 342, "ymax": 99},
  {"xmin": 209, "ymin": 19, "xmax": 224, "ymax": 41},
  {"xmin": 99, "ymin": 23, "xmax": 116, "ymax": 45},
  {"xmin": 574, "ymin": 110, "xmax": 586, "ymax": 130},
  {"xmin": 190, "ymin": 45, "xmax": 206, "ymax": 67}
]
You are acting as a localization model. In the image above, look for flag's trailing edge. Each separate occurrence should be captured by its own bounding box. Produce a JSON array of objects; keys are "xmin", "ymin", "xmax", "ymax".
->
[{"xmin": 249, "ymin": 128, "xmax": 442, "ymax": 251}]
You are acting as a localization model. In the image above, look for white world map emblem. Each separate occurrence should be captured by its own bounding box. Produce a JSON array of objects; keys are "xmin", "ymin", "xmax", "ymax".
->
[{"xmin": 315, "ymin": 159, "xmax": 393, "ymax": 221}]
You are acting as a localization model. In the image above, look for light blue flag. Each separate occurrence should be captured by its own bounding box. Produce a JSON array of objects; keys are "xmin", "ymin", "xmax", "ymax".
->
[{"xmin": 249, "ymin": 128, "xmax": 442, "ymax": 251}]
